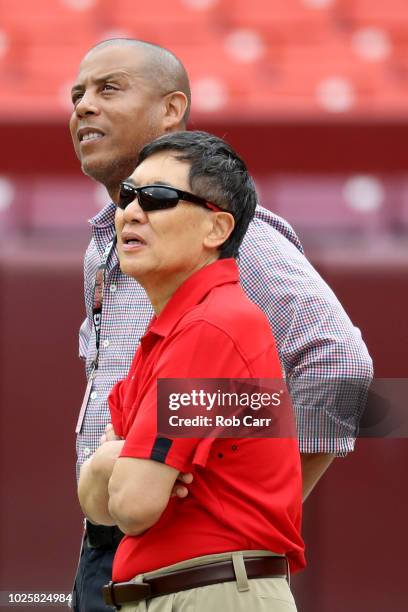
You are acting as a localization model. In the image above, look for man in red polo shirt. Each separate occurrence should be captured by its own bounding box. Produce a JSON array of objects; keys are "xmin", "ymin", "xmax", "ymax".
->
[{"xmin": 78, "ymin": 131, "xmax": 304, "ymax": 611}]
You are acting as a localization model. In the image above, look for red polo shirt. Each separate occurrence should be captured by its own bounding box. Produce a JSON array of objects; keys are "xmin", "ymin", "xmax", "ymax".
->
[{"xmin": 109, "ymin": 258, "xmax": 305, "ymax": 582}]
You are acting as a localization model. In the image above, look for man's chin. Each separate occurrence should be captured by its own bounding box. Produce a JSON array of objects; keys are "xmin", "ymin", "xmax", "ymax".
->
[
  {"xmin": 120, "ymin": 264, "xmax": 143, "ymax": 282},
  {"xmin": 81, "ymin": 155, "xmax": 137, "ymax": 188},
  {"xmin": 81, "ymin": 158, "xmax": 110, "ymax": 184}
]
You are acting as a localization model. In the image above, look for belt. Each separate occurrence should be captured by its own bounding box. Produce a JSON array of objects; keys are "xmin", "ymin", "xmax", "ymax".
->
[
  {"xmin": 103, "ymin": 555, "xmax": 288, "ymax": 608},
  {"xmin": 85, "ymin": 520, "xmax": 124, "ymax": 549}
]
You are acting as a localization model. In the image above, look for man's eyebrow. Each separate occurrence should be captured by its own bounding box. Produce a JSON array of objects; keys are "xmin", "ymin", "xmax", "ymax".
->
[
  {"xmin": 124, "ymin": 178, "xmax": 174, "ymax": 188},
  {"xmin": 124, "ymin": 177, "xmax": 138, "ymax": 186},
  {"xmin": 71, "ymin": 71, "xmax": 131, "ymax": 94}
]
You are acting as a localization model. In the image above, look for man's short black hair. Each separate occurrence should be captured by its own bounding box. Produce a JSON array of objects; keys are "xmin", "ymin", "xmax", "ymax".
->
[{"xmin": 138, "ymin": 131, "xmax": 257, "ymax": 259}]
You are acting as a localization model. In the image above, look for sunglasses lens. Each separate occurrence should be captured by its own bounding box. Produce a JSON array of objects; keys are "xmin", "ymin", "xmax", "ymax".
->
[
  {"xmin": 139, "ymin": 187, "xmax": 179, "ymax": 211},
  {"xmin": 118, "ymin": 185, "xmax": 181, "ymax": 211},
  {"xmin": 118, "ymin": 184, "xmax": 136, "ymax": 209}
]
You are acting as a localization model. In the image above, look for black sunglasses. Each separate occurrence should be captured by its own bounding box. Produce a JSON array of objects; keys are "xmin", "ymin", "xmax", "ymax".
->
[{"xmin": 118, "ymin": 182, "xmax": 230, "ymax": 216}]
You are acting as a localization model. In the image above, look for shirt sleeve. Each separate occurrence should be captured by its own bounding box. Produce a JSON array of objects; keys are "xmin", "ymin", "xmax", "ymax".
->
[
  {"xmin": 239, "ymin": 208, "xmax": 374, "ymax": 455},
  {"xmin": 108, "ymin": 380, "xmax": 126, "ymax": 438},
  {"xmin": 119, "ymin": 321, "xmax": 266, "ymax": 473}
]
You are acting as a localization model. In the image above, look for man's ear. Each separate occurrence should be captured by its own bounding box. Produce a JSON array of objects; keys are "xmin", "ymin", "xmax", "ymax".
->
[
  {"xmin": 204, "ymin": 212, "xmax": 235, "ymax": 251},
  {"xmin": 163, "ymin": 91, "xmax": 188, "ymax": 131}
]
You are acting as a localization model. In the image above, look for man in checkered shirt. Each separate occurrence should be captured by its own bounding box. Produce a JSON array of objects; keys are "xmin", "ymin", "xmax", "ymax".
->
[{"xmin": 69, "ymin": 39, "xmax": 373, "ymax": 612}]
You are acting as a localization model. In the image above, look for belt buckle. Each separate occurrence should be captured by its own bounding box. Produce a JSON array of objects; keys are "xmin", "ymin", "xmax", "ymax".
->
[
  {"xmin": 103, "ymin": 581, "xmax": 119, "ymax": 609},
  {"xmin": 103, "ymin": 580, "xmax": 152, "ymax": 609}
]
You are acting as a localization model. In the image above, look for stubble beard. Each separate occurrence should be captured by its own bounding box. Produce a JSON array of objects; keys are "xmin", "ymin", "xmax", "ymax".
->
[
  {"xmin": 81, "ymin": 122, "xmax": 165, "ymax": 198},
  {"xmin": 82, "ymin": 153, "xmax": 139, "ymax": 195}
]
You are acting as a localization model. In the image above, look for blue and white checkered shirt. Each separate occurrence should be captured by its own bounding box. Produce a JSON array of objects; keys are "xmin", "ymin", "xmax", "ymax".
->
[{"xmin": 77, "ymin": 203, "xmax": 373, "ymax": 478}]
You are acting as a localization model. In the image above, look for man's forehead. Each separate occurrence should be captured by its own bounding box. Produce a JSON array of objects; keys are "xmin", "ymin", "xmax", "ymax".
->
[
  {"xmin": 76, "ymin": 44, "xmax": 146, "ymax": 81},
  {"xmin": 131, "ymin": 151, "xmax": 190, "ymax": 184}
]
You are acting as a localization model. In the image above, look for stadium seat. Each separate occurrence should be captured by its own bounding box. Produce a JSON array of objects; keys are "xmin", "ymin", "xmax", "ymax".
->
[
  {"xmin": 337, "ymin": 0, "xmax": 408, "ymax": 28},
  {"xmin": 0, "ymin": 0, "xmax": 408, "ymax": 119}
]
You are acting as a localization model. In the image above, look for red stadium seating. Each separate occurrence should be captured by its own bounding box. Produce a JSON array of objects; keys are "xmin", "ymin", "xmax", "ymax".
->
[
  {"xmin": 337, "ymin": 0, "xmax": 408, "ymax": 28},
  {"xmin": 0, "ymin": 0, "xmax": 408, "ymax": 118}
]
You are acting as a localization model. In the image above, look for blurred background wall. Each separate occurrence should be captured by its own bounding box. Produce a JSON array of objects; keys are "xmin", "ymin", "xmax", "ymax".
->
[{"xmin": 0, "ymin": 1, "xmax": 407, "ymax": 610}]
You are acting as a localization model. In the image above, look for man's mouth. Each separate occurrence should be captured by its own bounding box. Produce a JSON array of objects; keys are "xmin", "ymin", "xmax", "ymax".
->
[
  {"xmin": 121, "ymin": 232, "xmax": 147, "ymax": 249},
  {"xmin": 82, "ymin": 132, "xmax": 103, "ymax": 143},
  {"xmin": 125, "ymin": 238, "xmax": 144, "ymax": 246},
  {"xmin": 77, "ymin": 127, "xmax": 105, "ymax": 143}
]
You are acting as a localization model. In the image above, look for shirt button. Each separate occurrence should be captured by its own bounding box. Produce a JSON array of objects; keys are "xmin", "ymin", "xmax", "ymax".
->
[
  {"xmin": 103, "ymin": 339, "xmax": 110, "ymax": 348},
  {"xmin": 83, "ymin": 447, "xmax": 91, "ymax": 456},
  {"xmin": 109, "ymin": 284, "xmax": 117, "ymax": 293},
  {"xmin": 90, "ymin": 391, "xmax": 98, "ymax": 400}
]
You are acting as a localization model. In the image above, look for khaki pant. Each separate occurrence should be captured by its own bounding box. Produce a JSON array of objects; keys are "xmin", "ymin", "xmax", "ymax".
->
[{"xmin": 121, "ymin": 550, "xmax": 297, "ymax": 612}]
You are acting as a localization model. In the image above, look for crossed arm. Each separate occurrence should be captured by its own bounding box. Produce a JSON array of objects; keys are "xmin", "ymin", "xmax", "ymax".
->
[
  {"xmin": 78, "ymin": 427, "xmax": 333, "ymax": 533},
  {"xmin": 78, "ymin": 426, "xmax": 188, "ymax": 533}
]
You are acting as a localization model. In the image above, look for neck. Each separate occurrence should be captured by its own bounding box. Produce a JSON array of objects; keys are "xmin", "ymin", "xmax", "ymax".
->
[{"xmin": 142, "ymin": 254, "xmax": 218, "ymax": 316}]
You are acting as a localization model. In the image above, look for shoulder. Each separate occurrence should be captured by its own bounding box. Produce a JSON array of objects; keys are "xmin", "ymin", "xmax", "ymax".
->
[
  {"xmin": 238, "ymin": 206, "xmax": 337, "ymax": 308},
  {"xmin": 239, "ymin": 206, "xmax": 320, "ymax": 290},
  {"xmin": 173, "ymin": 283, "xmax": 276, "ymax": 360},
  {"xmin": 251, "ymin": 205, "xmax": 304, "ymax": 254},
  {"xmin": 185, "ymin": 281, "xmax": 270, "ymax": 329}
]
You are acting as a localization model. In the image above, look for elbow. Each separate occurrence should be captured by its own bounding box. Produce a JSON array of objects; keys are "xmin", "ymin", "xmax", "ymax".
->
[
  {"xmin": 108, "ymin": 489, "xmax": 163, "ymax": 536},
  {"xmin": 78, "ymin": 487, "xmax": 91, "ymax": 520},
  {"xmin": 77, "ymin": 464, "xmax": 94, "ymax": 518},
  {"xmin": 77, "ymin": 460, "xmax": 116, "ymax": 527},
  {"xmin": 77, "ymin": 486, "xmax": 116, "ymax": 527}
]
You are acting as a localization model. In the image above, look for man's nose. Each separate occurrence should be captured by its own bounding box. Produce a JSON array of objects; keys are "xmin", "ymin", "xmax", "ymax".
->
[
  {"xmin": 74, "ymin": 90, "xmax": 100, "ymax": 118},
  {"xmin": 123, "ymin": 196, "xmax": 148, "ymax": 224}
]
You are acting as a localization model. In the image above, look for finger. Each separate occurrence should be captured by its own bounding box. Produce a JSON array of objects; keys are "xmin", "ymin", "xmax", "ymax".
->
[
  {"xmin": 105, "ymin": 423, "xmax": 114, "ymax": 433},
  {"xmin": 178, "ymin": 472, "xmax": 193, "ymax": 484},
  {"xmin": 174, "ymin": 486, "xmax": 188, "ymax": 498},
  {"xmin": 99, "ymin": 434, "xmax": 107, "ymax": 445},
  {"xmin": 107, "ymin": 430, "xmax": 121, "ymax": 442}
]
